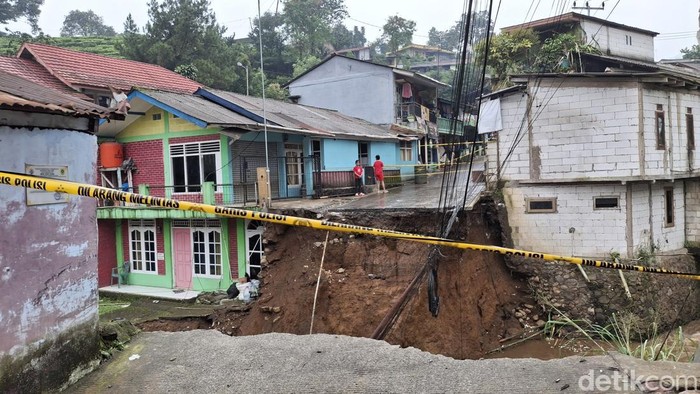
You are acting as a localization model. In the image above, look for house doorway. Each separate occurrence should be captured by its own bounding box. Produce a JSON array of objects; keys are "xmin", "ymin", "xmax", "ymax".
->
[
  {"xmin": 285, "ymin": 143, "xmax": 303, "ymax": 197},
  {"xmin": 358, "ymin": 142, "xmax": 369, "ymax": 166},
  {"xmin": 172, "ymin": 227, "xmax": 192, "ymax": 289},
  {"xmin": 245, "ymin": 220, "xmax": 264, "ymax": 278}
]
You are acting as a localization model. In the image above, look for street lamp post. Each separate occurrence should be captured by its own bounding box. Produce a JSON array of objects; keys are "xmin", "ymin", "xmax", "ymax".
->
[{"xmin": 237, "ymin": 62, "xmax": 249, "ymax": 96}]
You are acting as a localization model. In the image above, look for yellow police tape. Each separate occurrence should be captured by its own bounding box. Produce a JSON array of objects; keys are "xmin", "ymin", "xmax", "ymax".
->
[{"xmin": 2, "ymin": 170, "xmax": 700, "ymax": 281}]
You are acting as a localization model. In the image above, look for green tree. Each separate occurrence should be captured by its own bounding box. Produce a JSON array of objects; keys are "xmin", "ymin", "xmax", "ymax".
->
[
  {"xmin": 428, "ymin": 11, "xmax": 493, "ymax": 51},
  {"xmin": 118, "ymin": 0, "xmax": 245, "ymax": 91},
  {"xmin": 380, "ymin": 15, "xmax": 416, "ymax": 53},
  {"xmin": 476, "ymin": 29, "xmax": 539, "ymax": 89},
  {"xmin": 536, "ymin": 32, "xmax": 598, "ymax": 72},
  {"xmin": 60, "ymin": 10, "xmax": 116, "ymax": 37},
  {"xmin": 330, "ymin": 24, "xmax": 366, "ymax": 51},
  {"xmin": 174, "ymin": 63, "xmax": 197, "ymax": 79},
  {"xmin": 0, "ymin": 0, "xmax": 43, "ymax": 33},
  {"xmin": 476, "ymin": 29, "xmax": 599, "ymax": 89},
  {"xmin": 265, "ymin": 82, "xmax": 288, "ymax": 100},
  {"xmin": 249, "ymin": 11, "xmax": 293, "ymax": 82},
  {"xmin": 681, "ymin": 44, "xmax": 700, "ymax": 59},
  {"xmin": 282, "ymin": 0, "xmax": 347, "ymax": 58},
  {"xmin": 292, "ymin": 55, "xmax": 319, "ymax": 77}
]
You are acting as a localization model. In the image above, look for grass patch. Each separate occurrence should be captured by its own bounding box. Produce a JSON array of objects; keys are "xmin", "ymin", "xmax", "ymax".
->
[
  {"xmin": 544, "ymin": 306, "xmax": 695, "ymax": 362},
  {"xmin": 98, "ymin": 299, "xmax": 131, "ymax": 316}
]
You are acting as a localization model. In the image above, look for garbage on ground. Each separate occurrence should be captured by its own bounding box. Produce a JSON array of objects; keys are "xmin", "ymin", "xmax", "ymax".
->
[{"xmin": 236, "ymin": 279, "xmax": 261, "ymax": 302}]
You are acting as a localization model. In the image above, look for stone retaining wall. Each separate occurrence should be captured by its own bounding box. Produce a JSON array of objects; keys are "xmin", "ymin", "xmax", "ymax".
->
[{"xmin": 504, "ymin": 254, "xmax": 700, "ymax": 329}]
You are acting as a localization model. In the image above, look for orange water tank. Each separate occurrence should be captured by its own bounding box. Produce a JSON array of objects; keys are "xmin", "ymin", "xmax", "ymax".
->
[{"xmin": 100, "ymin": 142, "xmax": 124, "ymax": 168}]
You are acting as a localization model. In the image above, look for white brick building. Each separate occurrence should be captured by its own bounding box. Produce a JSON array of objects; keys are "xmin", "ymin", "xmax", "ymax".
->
[
  {"xmin": 501, "ymin": 12, "xmax": 657, "ymax": 62},
  {"xmin": 485, "ymin": 63, "xmax": 700, "ymax": 258}
]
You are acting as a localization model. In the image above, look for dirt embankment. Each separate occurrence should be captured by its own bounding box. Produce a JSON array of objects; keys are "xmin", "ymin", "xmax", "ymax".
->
[{"xmin": 218, "ymin": 202, "xmax": 531, "ymax": 359}]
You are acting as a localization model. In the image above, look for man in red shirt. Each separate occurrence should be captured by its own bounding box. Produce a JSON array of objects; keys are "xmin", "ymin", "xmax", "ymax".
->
[
  {"xmin": 373, "ymin": 155, "xmax": 387, "ymax": 193},
  {"xmin": 353, "ymin": 160, "xmax": 365, "ymax": 196}
]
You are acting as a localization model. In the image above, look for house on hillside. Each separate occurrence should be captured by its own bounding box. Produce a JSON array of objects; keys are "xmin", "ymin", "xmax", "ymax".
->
[
  {"xmin": 333, "ymin": 46, "xmax": 372, "ymax": 61},
  {"xmin": 500, "ymin": 12, "xmax": 658, "ymax": 62},
  {"xmin": 483, "ymin": 14, "xmax": 700, "ymax": 259},
  {"xmin": 93, "ymin": 88, "xmax": 410, "ymax": 292},
  {"xmin": 385, "ymin": 43, "xmax": 458, "ymax": 73},
  {"xmin": 285, "ymin": 54, "xmax": 454, "ymax": 169},
  {"xmin": 0, "ymin": 70, "xmax": 121, "ymax": 392}
]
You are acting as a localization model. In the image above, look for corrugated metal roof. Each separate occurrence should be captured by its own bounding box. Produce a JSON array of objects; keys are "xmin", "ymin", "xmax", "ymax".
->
[
  {"xmin": 0, "ymin": 70, "xmax": 119, "ymax": 118},
  {"xmin": 284, "ymin": 53, "xmax": 449, "ymax": 89},
  {"xmin": 140, "ymin": 90, "xmax": 258, "ymax": 127},
  {"xmin": 203, "ymin": 89, "xmax": 399, "ymax": 140}
]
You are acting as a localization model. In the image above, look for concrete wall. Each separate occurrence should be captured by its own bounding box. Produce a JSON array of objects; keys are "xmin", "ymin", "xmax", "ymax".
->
[
  {"xmin": 289, "ymin": 57, "xmax": 396, "ymax": 124},
  {"xmin": 504, "ymin": 184, "xmax": 628, "ymax": 257},
  {"xmin": 582, "ymin": 20, "xmax": 655, "ymax": 61},
  {"xmin": 503, "ymin": 180, "xmax": 685, "ymax": 259},
  {"xmin": 370, "ymin": 141, "xmax": 398, "ymax": 170},
  {"xmin": 494, "ymin": 81, "xmax": 700, "ymax": 182},
  {"xmin": 324, "ymin": 139, "xmax": 360, "ymax": 170},
  {"xmin": 686, "ymin": 180, "xmax": 700, "ymax": 243},
  {"xmin": 0, "ymin": 126, "xmax": 100, "ymax": 391}
]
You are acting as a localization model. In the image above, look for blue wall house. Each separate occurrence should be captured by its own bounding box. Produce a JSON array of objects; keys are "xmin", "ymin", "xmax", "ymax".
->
[
  {"xmin": 284, "ymin": 54, "xmax": 449, "ymax": 170},
  {"xmin": 197, "ymin": 88, "xmax": 413, "ymax": 196}
]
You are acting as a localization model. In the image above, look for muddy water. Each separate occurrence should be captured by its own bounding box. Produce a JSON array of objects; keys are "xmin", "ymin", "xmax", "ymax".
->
[{"xmin": 484, "ymin": 338, "xmax": 609, "ymax": 360}]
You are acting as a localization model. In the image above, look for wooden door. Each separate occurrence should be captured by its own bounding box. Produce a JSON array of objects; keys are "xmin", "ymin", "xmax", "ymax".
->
[{"xmin": 173, "ymin": 228, "xmax": 192, "ymax": 289}]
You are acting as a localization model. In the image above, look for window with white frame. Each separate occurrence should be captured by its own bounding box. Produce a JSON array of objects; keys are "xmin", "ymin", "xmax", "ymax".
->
[
  {"xmin": 170, "ymin": 141, "xmax": 221, "ymax": 192},
  {"xmin": 192, "ymin": 224, "xmax": 222, "ymax": 277},
  {"xmin": 400, "ymin": 141, "xmax": 413, "ymax": 161},
  {"xmin": 129, "ymin": 219, "xmax": 157, "ymax": 273}
]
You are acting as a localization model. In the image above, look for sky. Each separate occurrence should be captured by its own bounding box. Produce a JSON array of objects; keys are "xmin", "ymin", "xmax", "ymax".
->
[{"xmin": 4, "ymin": 0, "xmax": 699, "ymax": 60}]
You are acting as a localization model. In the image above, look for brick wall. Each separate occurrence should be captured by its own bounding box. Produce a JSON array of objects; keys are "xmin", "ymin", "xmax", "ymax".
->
[
  {"xmin": 228, "ymin": 219, "xmax": 239, "ymax": 279},
  {"xmin": 97, "ymin": 220, "xmax": 117, "ymax": 287},
  {"xmin": 123, "ymin": 140, "xmax": 165, "ymax": 193}
]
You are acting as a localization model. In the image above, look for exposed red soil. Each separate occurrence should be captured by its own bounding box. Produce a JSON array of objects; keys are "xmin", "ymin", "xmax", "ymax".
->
[{"xmin": 139, "ymin": 202, "xmax": 531, "ymax": 359}]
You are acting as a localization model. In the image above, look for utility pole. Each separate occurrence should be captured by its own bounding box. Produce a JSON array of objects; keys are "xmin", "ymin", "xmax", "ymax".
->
[
  {"xmin": 697, "ymin": 2, "xmax": 700, "ymax": 45},
  {"xmin": 572, "ymin": 1, "xmax": 604, "ymax": 16}
]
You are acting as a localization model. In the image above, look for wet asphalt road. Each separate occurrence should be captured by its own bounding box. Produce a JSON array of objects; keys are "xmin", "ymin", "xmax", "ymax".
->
[{"xmin": 66, "ymin": 331, "xmax": 700, "ymax": 394}]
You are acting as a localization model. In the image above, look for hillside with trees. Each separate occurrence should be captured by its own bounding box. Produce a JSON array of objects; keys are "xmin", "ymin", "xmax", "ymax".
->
[{"xmin": 0, "ymin": 0, "xmax": 492, "ymax": 99}]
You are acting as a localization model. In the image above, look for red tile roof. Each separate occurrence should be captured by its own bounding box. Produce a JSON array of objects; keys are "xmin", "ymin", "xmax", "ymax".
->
[
  {"xmin": 18, "ymin": 43, "xmax": 202, "ymax": 94},
  {"xmin": 0, "ymin": 56, "xmax": 90, "ymax": 100}
]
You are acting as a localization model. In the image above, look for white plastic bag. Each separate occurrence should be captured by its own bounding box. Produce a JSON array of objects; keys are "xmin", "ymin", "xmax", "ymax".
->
[{"xmin": 236, "ymin": 282, "xmax": 251, "ymax": 302}]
